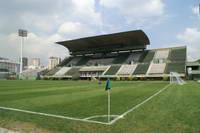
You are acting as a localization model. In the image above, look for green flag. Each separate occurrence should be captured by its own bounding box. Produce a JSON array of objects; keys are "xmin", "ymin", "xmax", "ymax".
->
[{"xmin": 105, "ymin": 78, "xmax": 111, "ymax": 91}]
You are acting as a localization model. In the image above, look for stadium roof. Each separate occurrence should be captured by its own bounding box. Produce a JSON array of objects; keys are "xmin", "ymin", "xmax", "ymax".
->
[{"xmin": 56, "ymin": 30, "xmax": 150, "ymax": 55}]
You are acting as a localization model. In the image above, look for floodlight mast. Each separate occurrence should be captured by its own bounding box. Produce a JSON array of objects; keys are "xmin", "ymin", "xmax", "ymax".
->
[
  {"xmin": 199, "ymin": 3, "xmax": 200, "ymax": 14},
  {"xmin": 18, "ymin": 29, "xmax": 27, "ymax": 75}
]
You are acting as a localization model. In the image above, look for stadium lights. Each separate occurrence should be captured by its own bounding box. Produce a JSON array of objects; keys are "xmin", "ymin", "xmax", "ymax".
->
[{"xmin": 18, "ymin": 29, "xmax": 28, "ymax": 75}]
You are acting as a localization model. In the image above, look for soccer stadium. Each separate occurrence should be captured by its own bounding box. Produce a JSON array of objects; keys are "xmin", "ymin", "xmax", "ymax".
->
[
  {"xmin": 0, "ymin": 30, "xmax": 200, "ymax": 133},
  {"xmin": 43, "ymin": 30, "xmax": 186, "ymax": 80}
]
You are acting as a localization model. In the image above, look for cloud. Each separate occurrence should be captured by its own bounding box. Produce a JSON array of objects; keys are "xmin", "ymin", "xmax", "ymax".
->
[
  {"xmin": 177, "ymin": 28, "xmax": 200, "ymax": 61},
  {"xmin": 58, "ymin": 21, "xmax": 95, "ymax": 39},
  {"xmin": 0, "ymin": 32, "xmax": 67, "ymax": 65},
  {"xmin": 70, "ymin": 0, "xmax": 102, "ymax": 25},
  {"xmin": 0, "ymin": 0, "xmax": 102, "ymax": 65},
  {"xmin": 99, "ymin": 0, "xmax": 165, "ymax": 24}
]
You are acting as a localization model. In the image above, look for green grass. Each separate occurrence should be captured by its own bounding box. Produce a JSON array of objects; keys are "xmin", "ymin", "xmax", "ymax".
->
[{"xmin": 0, "ymin": 80, "xmax": 200, "ymax": 133}]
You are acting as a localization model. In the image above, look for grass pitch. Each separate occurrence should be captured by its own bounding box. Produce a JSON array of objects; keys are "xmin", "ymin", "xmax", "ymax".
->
[{"xmin": 0, "ymin": 80, "xmax": 200, "ymax": 133}]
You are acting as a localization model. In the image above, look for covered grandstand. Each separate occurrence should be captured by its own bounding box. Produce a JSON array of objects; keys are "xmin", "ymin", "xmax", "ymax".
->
[{"xmin": 43, "ymin": 30, "xmax": 187, "ymax": 80}]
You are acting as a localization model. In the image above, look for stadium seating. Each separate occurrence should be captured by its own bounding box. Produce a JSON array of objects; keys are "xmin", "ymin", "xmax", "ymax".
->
[
  {"xmin": 68, "ymin": 57, "xmax": 82, "ymax": 66},
  {"xmin": 86, "ymin": 58, "xmax": 114, "ymax": 66},
  {"xmin": 58, "ymin": 57, "xmax": 73, "ymax": 67},
  {"xmin": 169, "ymin": 47, "xmax": 186, "ymax": 62},
  {"xmin": 45, "ymin": 67, "xmax": 61, "ymax": 76},
  {"xmin": 165, "ymin": 62, "xmax": 185, "ymax": 74},
  {"xmin": 76, "ymin": 57, "xmax": 90, "ymax": 66},
  {"xmin": 138, "ymin": 51, "xmax": 148, "ymax": 62},
  {"xmin": 54, "ymin": 67, "xmax": 71, "ymax": 76},
  {"xmin": 47, "ymin": 30, "xmax": 187, "ymax": 79},
  {"xmin": 80, "ymin": 66, "xmax": 109, "ymax": 72},
  {"xmin": 65, "ymin": 67, "xmax": 80, "ymax": 76},
  {"xmin": 126, "ymin": 52, "xmax": 142, "ymax": 64},
  {"xmin": 117, "ymin": 65, "xmax": 137, "ymax": 75},
  {"xmin": 154, "ymin": 50, "xmax": 169, "ymax": 59},
  {"xmin": 112, "ymin": 53, "xmax": 130, "ymax": 64},
  {"xmin": 104, "ymin": 65, "xmax": 121, "ymax": 75},
  {"xmin": 141, "ymin": 51, "xmax": 155, "ymax": 63},
  {"xmin": 133, "ymin": 63, "xmax": 150, "ymax": 75},
  {"xmin": 79, "ymin": 66, "xmax": 109, "ymax": 77},
  {"xmin": 148, "ymin": 63, "xmax": 166, "ymax": 74},
  {"xmin": 44, "ymin": 46, "xmax": 186, "ymax": 79}
]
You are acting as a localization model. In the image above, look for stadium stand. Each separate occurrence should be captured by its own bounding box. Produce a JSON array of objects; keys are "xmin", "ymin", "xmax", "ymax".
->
[
  {"xmin": 165, "ymin": 62, "xmax": 185, "ymax": 74},
  {"xmin": 126, "ymin": 52, "xmax": 142, "ymax": 64},
  {"xmin": 148, "ymin": 63, "xmax": 167, "ymax": 74},
  {"xmin": 117, "ymin": 65, "xmax": 137, "ymax": 75},
  {"xmin": 112, "ymin": 53, "xmax": 130, "ymax": 64},
  {"xmin": 58, "ymin": 57, "xmax": 73, "ymax": 67},
  {"xmin": 45, "ymin": 67, "xmax": 61, "ymax": 76},
  {"xmin": 154, "ymin": 50, "xmax": 169, "ymax": 59},
  {"xmin": 65, "ymin": 67, "xmax": 80, "ymax": 76},
  {"xmin": 86, "ymin": 58, "xmax": 114, "ymax": 66},
  {"xmin": 133, "ymin": 63, "xmax": 150, "ymax": 75},
  {"xmin": 169, "ymin": 47, "xmax": 186, "ymax": 62},
  {"xmin": 104, "ymin": 65, "xmax": 121, "ymax": 75},
  {"xmin": 68, "ymin": 57, "xmax": 82, "ymax": 66},
  {"xmin": 43, "ymin": 30, "xmax": 187, "ymax": 79},
  {"xmin": 142, "ymin": 51, "xmax": 155, "ymax": 63},
  {"xmin": 54, "ymin": 67, "xmax": 71, "ymax": 76},
  {"xmin": 80, "ymin": 66, "xmax": 109, "ymax": 77},
  {"xmin": 76, "ymin": 56, "xmax": 90, "ymax": 66}
]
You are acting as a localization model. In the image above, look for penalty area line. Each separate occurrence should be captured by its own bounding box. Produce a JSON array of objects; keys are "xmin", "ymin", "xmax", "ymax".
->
[
  {"xmin": 109, "ymin": 83, "xmax": 172, "ymax": 125},
  {"xmin": 0, "ymin": 106, "xmax": 110, "ymax": 125}
]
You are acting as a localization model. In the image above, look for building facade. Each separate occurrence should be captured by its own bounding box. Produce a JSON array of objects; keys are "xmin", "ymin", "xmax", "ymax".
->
[
  {"xmin": 48, "ymin": 57, "xmax": 61, "ymax": 69},
  {"xmin": 31, "ymin": 58, "xmax": 40, "ymax": 67},
  {"xmin": 19, "ymin": 57, "xmax": 28, "ymax": 70},
  {"xmin": 0, "ymin": 57, "xmax": 20, "ymax": 73}
]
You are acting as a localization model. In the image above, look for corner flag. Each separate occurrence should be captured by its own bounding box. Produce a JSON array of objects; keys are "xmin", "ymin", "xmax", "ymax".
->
[
  {"xmin": 105, "ymin": 78, "xmax": 111, "ymax": 123},
  {"xmin": 105, "ymin": 78, "xmax": 111, "ymax": 91}
]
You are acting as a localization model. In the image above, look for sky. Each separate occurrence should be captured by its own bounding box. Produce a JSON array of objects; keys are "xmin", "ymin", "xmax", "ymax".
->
[{"xmin": 0, "ymin": 0, "xmax": 200, "ymax": 65}]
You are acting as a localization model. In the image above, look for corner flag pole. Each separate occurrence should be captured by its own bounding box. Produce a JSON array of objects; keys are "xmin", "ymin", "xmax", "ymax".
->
[
  {"xmin": 108, "ymin": 89, "xmax": 110, "ymax": 123},
  {"xmin": 105, "ymin": 78, "xmax": 111, "ymax": 123}
]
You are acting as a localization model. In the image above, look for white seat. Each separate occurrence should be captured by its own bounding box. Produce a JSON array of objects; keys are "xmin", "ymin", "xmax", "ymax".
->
[
  {"xmin": 154, "ymin": 50, "xmax": 169, "ymax": 59},
  {"xmin": 148, "ymin": 63, "xmax": 166, "ymax": 74},
  {"xmin": 54, "ymin": 67, "xmax": 71, "ymax": 76},
  {"xmin": 117, "ymin": 65, "xmax": 137, "ymax": 75}
]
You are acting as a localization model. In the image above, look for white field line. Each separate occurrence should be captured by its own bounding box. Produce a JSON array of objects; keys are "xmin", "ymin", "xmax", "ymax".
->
[
  {"xmin": 109, "ymin": 83, "xmax": 172, "ymax": 125},
  {"xmin": 0, "ymin": 83, "xmax": 172, "ymax": 126},
  {"xmin": 84, "ymin": 115, "xmax": 120, "ymax": 120},
  {"xmin": 0, "ymin": 106, "xmax": 110, "ymax": 125}
]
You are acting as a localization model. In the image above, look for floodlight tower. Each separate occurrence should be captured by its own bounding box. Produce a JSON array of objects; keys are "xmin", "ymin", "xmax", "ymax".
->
[{"xmin": 18, "ymin": 29, "xmax": 28, "ymax": 74}]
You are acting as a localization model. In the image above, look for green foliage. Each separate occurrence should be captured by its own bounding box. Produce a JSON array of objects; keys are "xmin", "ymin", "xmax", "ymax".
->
[
  {"xmin": 116, "ymin": 76, "xmax": 120, "ymax": 81},
  {"xmin": 36, "ymin": 73, "xmax": 41, "ymax": 80},
  {"xmin": 163, "ymin": 75, "xmax": 169, "ymax": 81},
  {"xmin": 128, "ymin": 76, "xmax": 133, "ymax": 81}
]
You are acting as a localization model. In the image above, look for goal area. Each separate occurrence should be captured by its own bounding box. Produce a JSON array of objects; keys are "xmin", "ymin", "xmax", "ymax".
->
[{"xmin": 170, "ymin": 72, "xmax": 186, "ymax": 85}]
